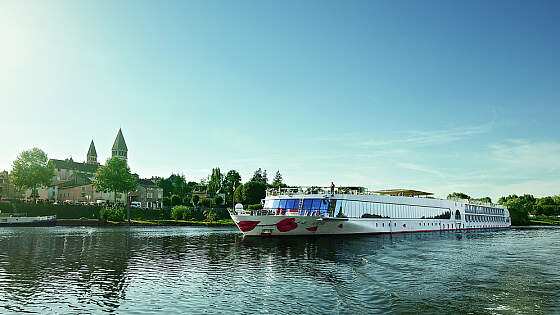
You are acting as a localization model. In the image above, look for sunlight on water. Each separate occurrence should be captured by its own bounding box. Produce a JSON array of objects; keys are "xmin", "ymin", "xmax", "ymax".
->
[{"xmin": 0, "ymin": 226, "xmax": 558, "ymax": 314}]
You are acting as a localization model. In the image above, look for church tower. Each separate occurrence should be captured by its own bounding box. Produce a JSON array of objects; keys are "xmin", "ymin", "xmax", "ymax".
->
[
  {"xmin": 111, "ymin": 128, "xmax": 128, "ymax": 162},
  {"xmin": 87, "ymin": 140, "xmax": 98, "ymax": 164}
]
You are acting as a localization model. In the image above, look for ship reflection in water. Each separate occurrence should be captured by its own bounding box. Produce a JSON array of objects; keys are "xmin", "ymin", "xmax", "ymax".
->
[{"xmin": 0, "ymin": 226, "xmax": 558, "ymax": 314}]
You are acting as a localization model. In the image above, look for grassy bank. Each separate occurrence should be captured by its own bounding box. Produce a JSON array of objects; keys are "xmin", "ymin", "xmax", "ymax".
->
[{"xmin": 528, "ymin": 216, "xmax": 560, "ymax": 226}]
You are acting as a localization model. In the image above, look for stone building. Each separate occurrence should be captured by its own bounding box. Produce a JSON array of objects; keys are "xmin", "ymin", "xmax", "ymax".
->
[
  {"xmin": 44, "ymin": 129, "xmax": 128, "ymax": 202},
  {"xmin": 131, "ymin": 179, "xmax": 164, "ymax": 209},
  {"xmin": 57, "ymin": 173, "xmax": 126, "ymax": 204},
  {"xmin": 0, "ymin": 171, "xmax": 23, "ymax": 199}
]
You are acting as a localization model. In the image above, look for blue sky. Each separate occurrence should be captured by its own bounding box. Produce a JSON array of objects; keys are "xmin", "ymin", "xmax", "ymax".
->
[{"xmin": 1, "ymin": 0, "xmax": 558, "ymax": 200}]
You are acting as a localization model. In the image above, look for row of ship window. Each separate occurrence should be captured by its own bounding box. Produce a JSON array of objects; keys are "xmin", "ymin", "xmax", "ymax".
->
[
  {"xmin": 465, "ymin": 204, "xmax": 504, "ymax": 216},
  {"xmin": 465, "ymin": 215, "xmax": 507, "ymax": 223},
  {"xmin": 264, "ymin": 199, "xmax": 454, "ymax": 219},
  {"xmin": 334, "ymin": 200, "xmax": 451, "ymax": 219}
]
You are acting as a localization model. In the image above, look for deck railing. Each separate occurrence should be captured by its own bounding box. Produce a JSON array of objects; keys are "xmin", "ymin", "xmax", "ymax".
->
[
  {"xmin": 266, "ymin": 186, "xmax": 370, "ymax": 197},
  {"xmin": 447, "ymin": 197, "xmax": 506, "ymax": 209}
]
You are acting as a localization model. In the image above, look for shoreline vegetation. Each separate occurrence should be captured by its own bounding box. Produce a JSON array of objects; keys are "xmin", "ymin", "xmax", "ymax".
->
[{"xmin": 2, "ymin": 146, "xmax": 559, "ymax": 228}]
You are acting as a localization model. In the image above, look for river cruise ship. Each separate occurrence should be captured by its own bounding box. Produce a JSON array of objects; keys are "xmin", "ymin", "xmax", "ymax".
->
[{"xmin": 229, "ymin": 186, "xmax": 511, "ymax": 236}]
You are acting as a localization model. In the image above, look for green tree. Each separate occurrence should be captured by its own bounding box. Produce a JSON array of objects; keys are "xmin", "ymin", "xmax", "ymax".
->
[
  {"xmin": 242, "ymin": 181, "xmax": 267, "ymax": 205},
  {"xmin": 207, "ymin": 168, "xmax": 224, "ymax": 196},
  {"xmin": 93, "ymin": 157, "xmax": 137, "ymax": 204},
  {"xmin": 498, "ymin": 194, "xmax": 533, "ymax": 225},
  {"xmin": 272, "ymin": 170, "xmax": 283, "ymax": 185},
  {"xmin": 10, "ymin": 148, "xmax": 54, "ymax": 200},
  {"xmin": 199, "ymin": 198, "xmax": 213, "ymax": 208},
  {"xmin": 182, "ymin": 196, "xmax": 192, "ymax": 206},
  {"xmin": 223, "ymin": 170, "xmax": 241, "ymax": 205},
  {"xmin": 234, "ymin": 185, "xmax": 244, "ymax": 204},
  {"xmin": 214, "ymin": 195, "xmax": 224, "ymax": 206},
  {"xmin": 192, "ymin": 194, "xmax": 200, "ymax": 206},
  {"xmin": 251, "ymin": 168, "xmax": 266, "ymax": 183},
  {"xmin": 270, "ymin": 170, "xmax": 287, "ymax": 188},
  {"xmin": 171, "ymin": 194, "xmax": 182, "ymax": 206},
  {"xmin": 472, "ymin": 197, "xmax": 492, "ymax": 204},
  {"xmin": 447, "ymin": 192, "xmax": 471, "ymax": 200},
  {"xmin": 535, "ymin": 196, "xmax": 559, "ymax": 216}
]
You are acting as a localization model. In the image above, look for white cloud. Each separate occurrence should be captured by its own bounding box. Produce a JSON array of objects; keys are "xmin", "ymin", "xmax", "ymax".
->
[{"xmin": 354, "ymin": 124, "xmax": 492, "ymax": 147}]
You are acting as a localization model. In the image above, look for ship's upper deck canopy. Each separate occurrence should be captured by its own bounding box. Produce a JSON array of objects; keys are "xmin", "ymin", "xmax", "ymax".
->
[
  {"xmin": 266, "ymin": 186, "xmax": 433, "ymax": 197},
  {"xmin": 373, "ymin": 189, "xmax": 433, "ymax": 197},
  {"xmin": 266, "ymin": 186, "xmax": 368, "ymax": 197}
]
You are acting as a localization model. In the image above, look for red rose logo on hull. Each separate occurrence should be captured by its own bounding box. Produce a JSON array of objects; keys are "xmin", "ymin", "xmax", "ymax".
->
[
  {"xmin": 237, "ymin": 221, "xmax": 260, "ymax": 232},
  {"xmin": 276, "ymin": 218, "xmax": 298, "ymax": 232}
]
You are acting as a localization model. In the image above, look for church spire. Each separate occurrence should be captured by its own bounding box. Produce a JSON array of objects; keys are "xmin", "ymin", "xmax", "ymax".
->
[
  {"xmin": 111, "ymin": 128, "xmax": 128, "ymax": 161},
  {"xmin": 87, "ymin": 140, "xmax": 98, "ymax": 164}
]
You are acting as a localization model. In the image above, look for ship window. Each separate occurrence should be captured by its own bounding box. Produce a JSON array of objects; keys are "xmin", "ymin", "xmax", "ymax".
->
[
  {"xmin": 303, "ymin": 199, "xmax": 313, "ymax": 209},
  {"xmin": 279, "ymin": 199, "xmax": 287, "ymax": 208},
  {"xmin": 311, "ymin": 199, "xmax": 322, "ymax": 210},
  {"xmin": 286, "ymin": 199, "xmax": 296, "ymax": 209},
  {"xmin": 272, "ymin": 199, "xmax": 280, "ymax": 208},
  {"xmin": 320, "ymin": 199, "xmax": 330, "ymax": 210}
]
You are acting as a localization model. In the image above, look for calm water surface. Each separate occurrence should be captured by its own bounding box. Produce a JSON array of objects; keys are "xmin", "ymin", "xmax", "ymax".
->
[{"xmin": 0, "ymin": 226, "xmax": 558, "ymax": 314}]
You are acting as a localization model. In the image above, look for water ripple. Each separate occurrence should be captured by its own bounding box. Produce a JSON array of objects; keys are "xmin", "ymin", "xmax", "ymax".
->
[{"xmin": 0, "ymin": 226, "xmax": 558, "ymax": 314}]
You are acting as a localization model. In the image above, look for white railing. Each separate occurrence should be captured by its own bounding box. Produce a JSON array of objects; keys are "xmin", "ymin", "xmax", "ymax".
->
[
  {"xmin": 266, "ymin": 186, "xmax": 369, "ymax": 197},
  {"xmin": 448, "ymin": 197, "xmax": 506, "ymax": 209}
]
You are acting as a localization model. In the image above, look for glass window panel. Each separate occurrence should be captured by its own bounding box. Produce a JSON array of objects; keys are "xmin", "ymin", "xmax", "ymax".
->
[
  {"xmin": 279, "ymin": 199, "xmax": 287, "ymax": 208},
  {"xmin": 272, "ymin": 199, "xmax": 280, "ymax": 208},
  {"xmin": 335, "ymin": 200, "xmax": 343, "ymax": 216},
  {"xmin": 320, "ymin": 199, "xmax": 330, "ymax": 210},
  {"xmin": 312, "ymin": 199, "xmax": 322, "ymax": 210},
  {"xmin": 286, "ymin": 199, "xmax": 295, "ymax": 209},
  {"xmin": 264, "ymin": 200, "xmax": 273, "ymax": 208},
  {"xmin": 303, "ymin": 199, "xmax": 313, "ymax": 209}
]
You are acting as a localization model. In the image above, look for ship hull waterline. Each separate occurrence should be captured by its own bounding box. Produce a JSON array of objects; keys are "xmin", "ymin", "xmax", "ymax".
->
[{"xmin": 231, "ymin": 215, "xmax": 511, "ymax": 237}]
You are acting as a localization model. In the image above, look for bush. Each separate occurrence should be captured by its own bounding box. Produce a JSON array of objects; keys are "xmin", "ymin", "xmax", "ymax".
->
[
  {"xmin": 100, "ymin": 206, "xmax": 126, "ymax": 222},
  {"xmin": 163, "ymin": 196, "xmax": 171, "ymax": 207},
  {"xmin": 204, "ymin": 210, "xmax": 217, "ymax": 222},
  {"xmin": 171, "ymin": 205, "xmax": 188, "ymax": 220},
  {"xmin": 199, "ymin": 198, "xmax": 213, "ymax": 208},
  {"xmin": 247, "ymin": 204, "xmax": 263, "ymax": 210},
  {"xmin": 182, "ymin": 196, "xmax": 192, "ymax": 206}
]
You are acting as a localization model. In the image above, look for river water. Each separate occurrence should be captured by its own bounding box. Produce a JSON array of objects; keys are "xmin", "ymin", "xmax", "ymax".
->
[{"xmin": 0, "ymin": 226, "xmax": 558, "ymax": 314}]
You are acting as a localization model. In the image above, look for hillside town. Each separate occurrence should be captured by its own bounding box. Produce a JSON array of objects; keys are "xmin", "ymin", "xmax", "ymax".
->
[{"xmin": 0, "ymin": 129, "xmax": 164, "ymax": 209}]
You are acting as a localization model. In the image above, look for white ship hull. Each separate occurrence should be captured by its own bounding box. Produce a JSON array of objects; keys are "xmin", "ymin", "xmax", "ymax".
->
[
  {"xmin": 231, "ymin": 215, "xmax": 510, "ymax": 236},
  {"xmin": 231, "ymin": 189, "xmax": 511, "ymax": 237}
]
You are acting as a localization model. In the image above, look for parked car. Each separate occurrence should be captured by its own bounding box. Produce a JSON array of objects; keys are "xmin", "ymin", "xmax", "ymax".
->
[{"xmin": 131, "ymin": 201, "xmax": 142, "ymax": 208}]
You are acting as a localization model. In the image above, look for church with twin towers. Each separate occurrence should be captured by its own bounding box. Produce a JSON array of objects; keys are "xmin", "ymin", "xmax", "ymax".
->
[
  {"xmin": 44, "ymin": 129, "xmax": 163, "ymax": 208},
  {"xmin": 86, "ymin": 128, "xmax": 128, "ymax": 165}
]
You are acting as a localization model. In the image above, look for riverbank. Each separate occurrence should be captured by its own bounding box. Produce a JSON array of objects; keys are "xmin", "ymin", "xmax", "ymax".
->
[
  {"xmin": 528, "ymin": 217, "xmax": 560, "ymax": 226},
  {"xmin": 56, "ymin": 219, "xmax": 235, "ymax": 227}
]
